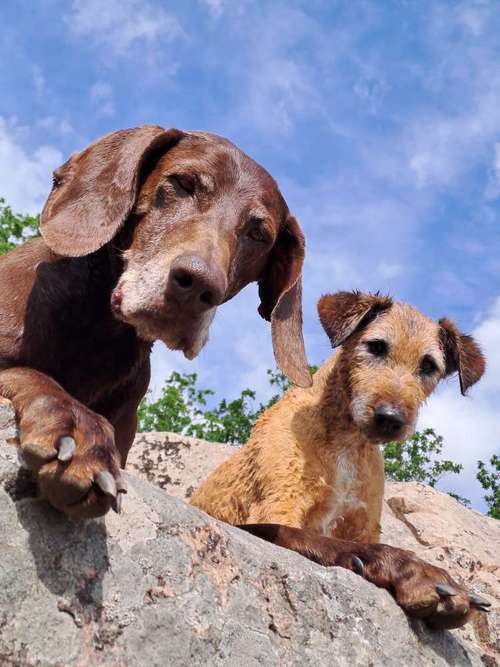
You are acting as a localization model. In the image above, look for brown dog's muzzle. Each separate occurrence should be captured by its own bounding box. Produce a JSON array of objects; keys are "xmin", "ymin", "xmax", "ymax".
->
[{"xmin": 166, "ymin": 254, "xmax": 227, "ymax": 315}]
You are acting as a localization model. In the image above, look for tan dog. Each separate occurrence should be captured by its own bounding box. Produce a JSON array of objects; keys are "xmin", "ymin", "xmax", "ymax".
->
[{"xmin": 191, "ymin": 291, "xmax": 491, "ymax": 629}]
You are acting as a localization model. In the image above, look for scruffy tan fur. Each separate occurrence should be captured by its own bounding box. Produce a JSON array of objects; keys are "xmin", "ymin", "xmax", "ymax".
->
[
  {"xmin": 191, "ymin": 292, "xmax": 485, "ymax": 544},
  {"xmin": 191, "ymin": 355, "xmax": 385, "ymax": 541}
]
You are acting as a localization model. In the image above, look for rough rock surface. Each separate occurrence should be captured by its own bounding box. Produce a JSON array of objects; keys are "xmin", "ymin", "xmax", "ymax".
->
[
  {"xmin": 382, "ymin": 482, "xmax": 500, "ymax": 664},
  {"xmin": 129, "ymin": 431, "xmax": 500, "ymax": 665},
  {"xmin": 0, "ymin": 402, "xmax": 495, "ymax": 666},
  {"xmin": 127, "ymin": 431, "xmax": 234, "ymax": 501}
]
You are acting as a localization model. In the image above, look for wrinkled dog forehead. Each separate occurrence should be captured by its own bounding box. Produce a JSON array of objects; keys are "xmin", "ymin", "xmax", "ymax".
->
[
  {"xmin": 178, "ymin": 132, "xmax": 285, "ymax": 202},
  {"xmin": 361, "ymin": 303, "xmax": 445, "ymax": 367}
]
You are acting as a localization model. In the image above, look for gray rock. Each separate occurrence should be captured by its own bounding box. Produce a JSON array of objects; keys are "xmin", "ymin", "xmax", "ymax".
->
[
  {"xmin": 0, "ymin": 401, "xmax": 483, "ymax": 666},
  {"xmin": 128, "ymin": 428, "xmax": 500, "ymax": 664},
  {"xmin": 127, "ymin": 430, "xmax": 235, "ymax": 501}
]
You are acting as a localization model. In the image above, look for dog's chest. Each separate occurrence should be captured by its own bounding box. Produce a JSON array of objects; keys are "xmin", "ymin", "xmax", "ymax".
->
[{"xmin": 312, "ymin": 450, "xmax": 368, "ymax": 537}]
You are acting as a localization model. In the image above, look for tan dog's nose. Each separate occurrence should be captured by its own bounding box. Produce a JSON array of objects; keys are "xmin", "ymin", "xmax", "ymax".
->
[{"xmin": 167, "ymin": 254, "xmax": 226, "ymax": 313}]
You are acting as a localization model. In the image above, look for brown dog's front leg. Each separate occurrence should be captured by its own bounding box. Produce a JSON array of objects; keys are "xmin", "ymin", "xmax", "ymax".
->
[
  {"xmin": 0, "ymin": 367, "xmax": 125, "ymax": 518},
  {"xmin": 239, "ymin": 524, "xmax": 491, "ymax": 630},
  {"xmin": 238, "ymin": 524, "xmax": 350, "ymax": 566}
]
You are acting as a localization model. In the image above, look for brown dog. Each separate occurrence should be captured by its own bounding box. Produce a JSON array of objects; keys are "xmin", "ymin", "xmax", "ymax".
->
[
  {"xmin": 191, "ymin": 291, "xmax": 491, "ymax": 629},
  {"xmin": 0, "ymin": 125, "xmax": 310, "ymax": 519}
]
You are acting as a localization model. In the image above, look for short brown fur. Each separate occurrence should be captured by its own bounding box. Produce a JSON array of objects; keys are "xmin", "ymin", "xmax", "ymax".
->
[
  {"xmin": 0, "ymin": 125, "xmax": 311, "ymax": 519},
  {"xmin": 191, "ymin": 291, "xmax": 488, "ymax": 629}
]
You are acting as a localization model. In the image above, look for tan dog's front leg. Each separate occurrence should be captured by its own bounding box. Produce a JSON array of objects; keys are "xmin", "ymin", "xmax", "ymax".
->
[
  {"xmin": 240, "ymin": 524, "xmax": 491, "ymax": 630},
  {"xmin": 0, "ymin": 368, "xmax": 125, "ymax": 518},
  {"xmin": 247, "ymin": 502, "xmax": 305, "ymax": 528}
]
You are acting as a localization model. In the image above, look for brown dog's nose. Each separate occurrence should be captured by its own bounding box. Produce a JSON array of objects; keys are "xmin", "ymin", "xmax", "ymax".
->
[
  {"xmin": 167, "ymin": 254, "xmax": 226, "ymax": 313},
  {"xmin": 373, "ymin": 404, "xmax": 406, "ymax": 439}
]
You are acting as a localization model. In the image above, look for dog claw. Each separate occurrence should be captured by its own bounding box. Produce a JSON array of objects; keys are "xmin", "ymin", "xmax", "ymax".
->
[
  {"xmin": 16, "ymin": 449, "xmax": 28, "ymax": 468},
  {"xmin": 58, "ymin": 436, "xmax": 76, "ymax": 462},
  {"xmin": 95, "ymin": 471, "xmax": 117, "ymax": 499},
  {"xmin": 351, "ymin": 556, "xmax": 365, "ymax": 577},
  {"xmin": 436, "ymin": 583, "xmax": 458, "ymax": 597},
  {"xmin": 116, "ymin": 474, "xmax": 127, "ymax": 494},
  {"xmin": 469, "ymin": 593, "xmax": 491, "ymax": 609},
  {"xmin": 110, "ymin": 492, "xmax": 122, "ymax": 514}
]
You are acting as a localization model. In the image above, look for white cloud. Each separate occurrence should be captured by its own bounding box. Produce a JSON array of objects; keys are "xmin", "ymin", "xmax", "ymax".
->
[
  {"xmin": 37, "ymin": 116, "xmax": 75, "ymax": 136},
  {"xmin": 279, "ymin": 173, "xmax": 422, "ymax": 305},
  {"xmin": 199, "ymin": 0, "xmax": 252, "ymax": 22},
  {"xmin": 377, "ymin": 262, "xmax": 404, "ymax": 280},
  {"xmin": 419, "ymin": 297, "xmax": 500, "ymax": 509},
  {"xmin": 245, "ymin": 58, "xmax": 316, "ymax": 136},
  {"xmin": 485, "ymin": 142, "xmax": 500, "ymax": 200},
  {"xmin": 32, "ymin": 65, "xmax": 45, "ymax": 97},
  {"xmin": 456, "ymin": 0, "xmax": 492, "ymax": 36},
  {"xmin": 67, "ymin": 0, "xmax": 182, "ymax": 56},
  {"xmin": 0, "ymin": 117, "xmax": 62, "ymax": 214},
  {"xmin": 349, "ymin": 2, "xmax": 500, "ymax": 200},
  {"xmin": 200, "ymin": 0, "xmax": 228, "ymax": 20},
  {"xmin": 90, "ymin": 82, "xmax": 115, "ymax": 118},
  {"xmin": 399, "ymin": 3, "xmax": 500, "ymax": 191},
  {"xmin": 353, "ymin": 75, "xmax": 387, "ymax": 115},
  {"xmin": 403, "ymin": 94, "xmax": 500, "ymax": 189},
  {"xmin": 216, "ymin": 6, "xmax": 322, "ymax": 137}
]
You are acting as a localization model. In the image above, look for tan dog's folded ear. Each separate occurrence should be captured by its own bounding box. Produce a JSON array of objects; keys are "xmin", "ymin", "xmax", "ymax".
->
[
  {"xmin": 258, "ymin": 215, "xmax": 311, "ymax": 388},
  {"xmin": 40, "ymin": 125, "xmax": 185, "ymax": 257},
  {"xmin": 439, "ymin": 318, "xmax": 485, "ymax": 395},
  {"xmin": 318, "ymin": 291, "xmax": 393, "ymax": 347}
]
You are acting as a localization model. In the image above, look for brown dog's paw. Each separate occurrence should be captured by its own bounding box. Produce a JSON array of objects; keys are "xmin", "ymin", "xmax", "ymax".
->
[
  {"xmin": 16, "ymin": 395, "xmax": 126, "ymax": 519},
  {"xmin": 339, "ymin": 544, "xmax": 491, "ymax": 630}
]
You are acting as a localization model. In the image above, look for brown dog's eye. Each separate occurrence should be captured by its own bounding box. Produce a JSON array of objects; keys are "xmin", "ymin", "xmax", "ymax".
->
[
  {"xmin": 247, "ymin": 218, "xmax": 269, "ymax": 243},
  {"xmin": 171, "ymin": 174, "xmax": 196, "ymax": 196},
  {"xmin": 420, "ymin": 355, "xmax": 438, "ymax": 376},
  {"xmin": 366, "ymin": 339, "xmax": 388, "ymax": 357}
]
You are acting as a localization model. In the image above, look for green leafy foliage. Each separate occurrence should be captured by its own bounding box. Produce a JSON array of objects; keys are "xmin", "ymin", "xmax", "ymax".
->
[
  {"xmin": 0, "ymin": 198, "xmax": 39, "ymax": 255},
  {"xmin": 138, "ymin": 371, "xmax": 215, "ymax": 436},
  {"xmin": 384, "ymin": 428, "xmax": 463, "ymax": 487},
  {"xmin": 384, "ymin": 429, "xmax": 469, "ymax": 505},
  {"xmin": 189, "ymin": 387, "xmax": 259, "ymax": 444},
  {"xmin": 138, "ymin": 371, "xmax": 261, "ymax": 443},
  {"xmin": 477, "ymin": 455, "xmax": 500, "ymax": 519},
  {"xmin": 447, "ymin": 492, "xmax": 472, "ymax": 508},
  {"xmin": 263, "ymin": 366, "xmax": 318, "ymax": 409},
  {"xmin": 138, "ymin": 367, "xmax": 318, "ymax": 444}
]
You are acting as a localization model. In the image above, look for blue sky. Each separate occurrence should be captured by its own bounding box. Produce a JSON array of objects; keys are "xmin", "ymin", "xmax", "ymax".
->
[{"xmin": 0, "ymin": 0, "xmax": 499, "ymax": 510}]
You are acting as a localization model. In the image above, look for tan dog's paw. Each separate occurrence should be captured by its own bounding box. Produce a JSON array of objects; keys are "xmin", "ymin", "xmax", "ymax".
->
[
  {"xmin": 339, "ymin": 544, "xmax": 491, "ymax": 629},
  {"xmin": 16, "ymin": 394, "xmax": 126, "ymax": 518}
]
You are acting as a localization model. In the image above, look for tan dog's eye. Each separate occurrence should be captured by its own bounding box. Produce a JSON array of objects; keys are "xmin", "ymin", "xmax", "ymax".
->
[
  {"xmin": 170, "ymin": 173, "xmax": 196, "ymax": 195},
  {"xmin": 366, "ymin": 339, "xmax": 388, "ymax": 357},
  {"xmin": 420, "ymin": 355, "xmax": 438, "ymax": 376}
]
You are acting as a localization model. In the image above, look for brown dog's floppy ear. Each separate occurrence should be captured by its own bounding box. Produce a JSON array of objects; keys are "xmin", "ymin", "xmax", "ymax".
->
[
  {"xmin": 318, "ymin": 291, "xmax": 393, "ymax": 347},
  {"xmin": 439, "ymin": 318, "xmax": 485, "ymax": 395},
  {"xmin": 40, "ymin": 125, "xmax": 185, "ymax": 257},
  {"xmin": 258, "ymin": 215, "xmax": 311, "ymax": 388}
]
